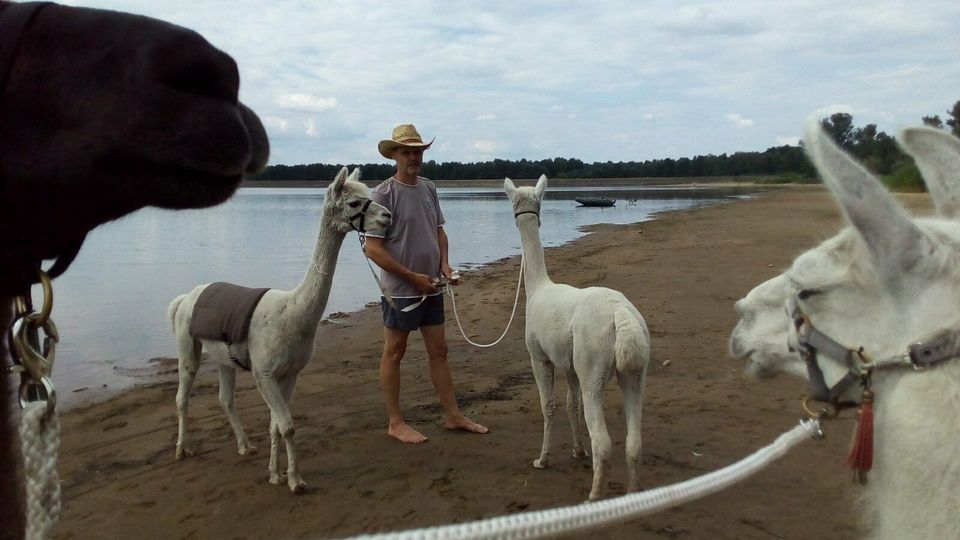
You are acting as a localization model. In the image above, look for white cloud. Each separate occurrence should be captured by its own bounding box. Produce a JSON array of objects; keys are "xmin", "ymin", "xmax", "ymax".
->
[
  {"xmin": 275, "ymin": 94, "xmax": 338, "ymax": 113},
  {"xmin": 472, "ymin": 140, "xmax": 499, "ymax": 154},
  {"xmin": 776, "ymin": 136, "xmax": 801, "ymax": 147},
  {"xmin": 263, "ymin": 116, "xmax": 290, "ymax": 133},
  {"xmin": 726, "ymin": 113, "xmax": 755, "ymax": 128},
  {"xmin": 59, "ymin": 0, "xmax": 960, "ymax": 165},
  {"xmin": 304, "ymin": 118, "xmax": 319, "ymax": 138}
]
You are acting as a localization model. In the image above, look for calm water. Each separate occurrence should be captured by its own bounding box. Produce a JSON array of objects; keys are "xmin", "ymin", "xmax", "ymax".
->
[{"xmin": 35, "ymin": 184, "xmax": 758, "ymax": 407}]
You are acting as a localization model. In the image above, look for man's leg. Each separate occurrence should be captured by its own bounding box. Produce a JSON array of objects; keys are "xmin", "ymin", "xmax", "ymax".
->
[
  {"xmin": 419, "ymin": 324, "xmax": 489, "ymax": 434},
  {"xmin": 380, "ymin": 326, "xmax": 428, "ymax": 443}
]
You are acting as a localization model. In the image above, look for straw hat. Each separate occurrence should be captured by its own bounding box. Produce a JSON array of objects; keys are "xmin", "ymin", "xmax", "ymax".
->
[{"xmin": 378, "ymin": 124, "xmax": 435, "ymax": 159}]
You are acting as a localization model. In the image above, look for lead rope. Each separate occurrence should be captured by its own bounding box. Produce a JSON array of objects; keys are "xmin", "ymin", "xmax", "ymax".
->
[
  {"xmin": 347, "ymin": 419, "xmax": 822, "ymax": 540},
  {"xmin": 19, "ymin": 402, "xmax": 61, "ymax": 540},
  {"xmin": 10, "ymin": 271, "xmax": 62, "ymax": 540},
  {"xmin": 445, "ymin": 257, "xmax": 524, "ymax": 348}
]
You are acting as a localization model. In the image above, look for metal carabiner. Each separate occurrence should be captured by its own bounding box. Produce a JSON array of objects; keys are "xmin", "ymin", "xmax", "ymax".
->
[
  {"xmin": 9, "ymin": 270, "xmax": 59, "ymax": 414},
  {"xmin": 801, "ymin": 396, "xmax": 839, "ymax": 420},
  {"xmin": 12, "ymin": 314, "xmax": 59, "ymax": 383}
]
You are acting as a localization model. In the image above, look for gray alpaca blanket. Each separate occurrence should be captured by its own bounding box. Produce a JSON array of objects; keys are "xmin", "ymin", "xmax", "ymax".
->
[{"xmin": 189, "ymin": 282, "xmax": 271, "ymax": 343}]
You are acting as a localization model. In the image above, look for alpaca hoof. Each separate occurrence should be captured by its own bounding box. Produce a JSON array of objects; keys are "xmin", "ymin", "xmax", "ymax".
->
[
  {"xmin": 239, "ymin": 445, "xmax": 258, "ymax": 456},
  {"xmin": 175, "ymin": 446, "xmax": 192, "ymax": 460},
  {"xmin": 572, "ymin": 448, "xmax": 589, "ymax": 459},
  {"xmin": 533, "ymin": 458, "xmax": 549, "ymax": 469},
  {"xmin": 289, "ymin": 479, "xmax": 308, "ymax": 495},
  {"xmin": 269, "ymin": 473, "xmax": 283, "ymax": 485}
]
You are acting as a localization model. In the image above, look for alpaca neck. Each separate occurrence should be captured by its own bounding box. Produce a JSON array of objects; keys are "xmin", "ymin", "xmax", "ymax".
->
[
  {"xmin": 290, "ymin": 214, "xmax": 346, "ymax": 323},
  {"xmin": 517, "ymin": 218, "xmax": 551, "ymax": 297},
  {"xmin": 866, "ymin": 365, "xmax": 960, "ymax": 539}
]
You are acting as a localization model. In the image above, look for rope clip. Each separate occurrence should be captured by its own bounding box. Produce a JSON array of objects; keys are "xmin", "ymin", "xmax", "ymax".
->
[{"xmin": 9, "ymin": 270, "xmax": 59, "ymax": 414}]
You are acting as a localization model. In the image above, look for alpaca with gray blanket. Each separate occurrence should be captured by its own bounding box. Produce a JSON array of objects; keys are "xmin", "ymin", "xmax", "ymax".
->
[
  {"xmin": 189, "ymin": 282, "xmax": 270, "ymax": 369},
  {"xmin": 168, "ymin": 167, "xmax": 391, "ymax": 494}
]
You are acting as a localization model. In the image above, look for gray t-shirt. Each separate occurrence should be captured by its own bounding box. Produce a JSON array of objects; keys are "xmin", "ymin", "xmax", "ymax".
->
[{"xmin": 366, "ymin": 177, "xmax": 446, "ymax": 298}]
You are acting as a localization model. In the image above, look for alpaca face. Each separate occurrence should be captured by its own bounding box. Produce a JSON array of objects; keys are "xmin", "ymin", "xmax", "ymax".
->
[
  {"xmin": 326, "ymin": 168, "xmax": 391, "ymax": 235},
  {"xmin": 730, "ymin": 120, "xmax": 960, "ymax": 402},
  {"xmin": 504, "ymin": 174, "xmax": 546, "ymax": 226}
]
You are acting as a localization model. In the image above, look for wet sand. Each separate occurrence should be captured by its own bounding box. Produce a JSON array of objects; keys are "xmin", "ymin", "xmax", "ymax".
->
[{"xmin": 51, "ymin": 185, "xmax": 933, "ymax": 539}]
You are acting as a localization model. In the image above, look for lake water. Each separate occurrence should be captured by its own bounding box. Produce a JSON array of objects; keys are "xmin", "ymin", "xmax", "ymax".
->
[{"xmin": 33, "ymin": 184, "xmax": 759, "ymax": 408}]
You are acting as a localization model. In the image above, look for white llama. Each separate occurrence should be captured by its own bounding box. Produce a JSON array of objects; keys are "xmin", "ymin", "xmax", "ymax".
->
[
  {"xmin": 167, "ymin": 167, "xmax": 391, "ymax": 493},
  {"xmin": 729, "ymin": 121, "xmax": 960, "ymax": 539},
  {"xmin": 504, "ymin": 175, "xmax": 651, "ymax": 501}
]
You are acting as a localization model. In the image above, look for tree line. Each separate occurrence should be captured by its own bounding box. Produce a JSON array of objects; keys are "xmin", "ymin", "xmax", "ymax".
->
[{"xmin": 255, "ymin": 100, "xmax": 960, "ymax": 190}]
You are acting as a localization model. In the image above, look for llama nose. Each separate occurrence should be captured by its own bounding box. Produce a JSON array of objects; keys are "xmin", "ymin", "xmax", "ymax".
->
[{"xmin": 148, "ymin": 29, "xmax": 240, "ymax": 103}]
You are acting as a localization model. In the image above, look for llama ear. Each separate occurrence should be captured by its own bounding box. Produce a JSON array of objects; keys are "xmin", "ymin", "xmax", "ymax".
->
[
  {"xmin": 504, "ymin": 177, "xmax": 517, "ymax": 200},
  {"xmin": 534, "ymin": 174, "xmax": 548, "ymax": 199},
  {"xmin": 328, "ymin": 166, "xmax": 348, "ymax": 198},
  {"xmin": 804, "ymin": 118, "xmax": 931, "ymax": 283},
  {"xmin": 898, "ymin": 126, "xmax": 960, "ymax": 219},
  {"xmin": 347, "ymin": 167, "xmax": 361, "ymax": 183}
]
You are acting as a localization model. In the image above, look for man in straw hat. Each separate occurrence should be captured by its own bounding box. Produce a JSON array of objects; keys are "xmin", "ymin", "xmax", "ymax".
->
[{"xmin": 363, "ymin": 124, "xmax": 489, "ymax": 443}]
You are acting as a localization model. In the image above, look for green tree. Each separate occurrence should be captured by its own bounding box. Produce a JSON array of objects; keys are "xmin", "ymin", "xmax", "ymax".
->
[
  {"xmin": 821, "ymin": 113, "xmax": 856, "ymax": 149},
  {"xmin": 923, "ymin": 115, "xmax": 943, "ymax": 129},
  {"xmin": 947, "ymin": 100, "xmax": 960, "ymax": 137}
]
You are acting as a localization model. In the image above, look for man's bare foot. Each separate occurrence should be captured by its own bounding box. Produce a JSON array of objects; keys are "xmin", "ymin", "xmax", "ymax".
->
[
  {"xmin": 388, "ymin": 422, "xmax": 428, "ymax": 443},
  {"xmin": 444, "ymin": 415, "xmax": 489, "ymax": 434}
]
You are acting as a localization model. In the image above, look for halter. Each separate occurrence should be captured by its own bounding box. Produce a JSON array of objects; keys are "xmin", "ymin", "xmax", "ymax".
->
[
  {"xmin": 790, "ymin": 294, "xmax": 960, "ymax": 417},
  {"xmin": 348, "ymin": 199, "xmax": 374, "ymax": 235},
  {"xmin": 512, "ymin": 199, "xmax": 541, "ymax": 227}
]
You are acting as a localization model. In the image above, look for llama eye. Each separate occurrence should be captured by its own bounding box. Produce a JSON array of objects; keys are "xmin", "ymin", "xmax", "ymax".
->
[
  {"xmin": 348, "ymin": 201, "xmax": 361, "ymax": 208},
  {"xmin": 798, "ymin": 289, "xmax": 819, "ymax": 300}
]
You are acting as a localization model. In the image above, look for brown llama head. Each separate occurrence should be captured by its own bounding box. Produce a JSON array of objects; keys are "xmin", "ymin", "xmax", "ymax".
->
[{"xmin": 0, "ymin": 1, "xmax": 270, "ymax": 293}]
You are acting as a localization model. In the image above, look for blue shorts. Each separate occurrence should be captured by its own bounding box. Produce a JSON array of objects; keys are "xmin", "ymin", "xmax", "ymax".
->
[{"xmin": 381, "ymin": 294, "xmax": 445, "ymax": 331}]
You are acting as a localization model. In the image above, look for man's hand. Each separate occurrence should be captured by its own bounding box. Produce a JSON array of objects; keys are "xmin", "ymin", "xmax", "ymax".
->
[
  {"xmin": 410, "ymin": 273, "xmax": 440, "ymax": 294},
  {"xmin": 441, "ymin": 265, "xmax": 462, "ymax": 286}
]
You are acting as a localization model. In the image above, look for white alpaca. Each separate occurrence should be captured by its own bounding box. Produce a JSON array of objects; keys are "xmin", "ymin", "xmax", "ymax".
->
[
  {"xmin": 167, "ymin": 167, "xmax": 391, "ymax": 493},
  {"xmin": 504, "ymin": 175, "xmax": 651, "ymax": 501},
  {"xmin": 730, "ymin": 122, "xmax": 960, "ymax": 539}
]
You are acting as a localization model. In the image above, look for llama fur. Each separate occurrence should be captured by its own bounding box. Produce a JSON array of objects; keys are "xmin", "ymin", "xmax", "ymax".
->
[
  {"xmin": 730, "ymin": 122, "xmax": 960, "ymax": 539},
  {"xmin": 168, "ymin": 167, "xmax": 391, "ymax": 494},
  {"xmin": 505, "ymin": 174, "xmax": 651, "ymax": 501}
]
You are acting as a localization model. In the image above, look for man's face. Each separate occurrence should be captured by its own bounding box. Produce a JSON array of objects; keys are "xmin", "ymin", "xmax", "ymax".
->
[{"xmin": 394, "ymin": 147, "xmax": 424, "ymax": 175}]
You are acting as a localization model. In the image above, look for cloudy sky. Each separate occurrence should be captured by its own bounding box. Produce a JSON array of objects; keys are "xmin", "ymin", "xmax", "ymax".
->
[{"xmin": 63, "ymin": 1, "xmax": 960, "ymax": 168}]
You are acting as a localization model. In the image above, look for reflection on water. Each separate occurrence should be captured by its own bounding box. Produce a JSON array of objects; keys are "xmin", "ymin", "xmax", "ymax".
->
[{"xmin": 37, "ymin": 184, "xmax": 760, "ymax": 407}]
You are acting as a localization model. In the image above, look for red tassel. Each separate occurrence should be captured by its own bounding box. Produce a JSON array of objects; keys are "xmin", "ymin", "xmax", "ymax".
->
[{"xmin": 848, "ymin": 389, "xmax": 874, "ymax": 484}]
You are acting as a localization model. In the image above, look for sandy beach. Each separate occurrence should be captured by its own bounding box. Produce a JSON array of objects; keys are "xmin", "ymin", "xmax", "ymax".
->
[{"xmin": 50, "ymin": 185, "xmax": 934, "ymax": 539}]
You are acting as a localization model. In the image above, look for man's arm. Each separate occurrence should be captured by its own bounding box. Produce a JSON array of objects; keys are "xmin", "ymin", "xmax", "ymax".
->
[
  {"xmin": 437, "ymin": 227, "xmax": 459, "ymax": 284},
  {"xmin": 364, "ymin": 236, "xmax": 438, "ymax": 294}
]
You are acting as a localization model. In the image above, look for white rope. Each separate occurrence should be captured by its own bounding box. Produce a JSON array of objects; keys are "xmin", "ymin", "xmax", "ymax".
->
[
  {"xmin": 19, "ymin": 401, "xmax": 61, "ymax": 540},
  {"xmin": 347, "ymin": 419, "xmax": 821, "ymax": 540},
  {"xmin": 447, "ymin": 257, "xmax": 524, "ymax": 348}
]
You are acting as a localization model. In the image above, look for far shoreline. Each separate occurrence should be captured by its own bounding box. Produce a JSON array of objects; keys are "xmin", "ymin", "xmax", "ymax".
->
[{"xmin": 241, "ymin": 175, "xmax": 788, "ymax": 189}]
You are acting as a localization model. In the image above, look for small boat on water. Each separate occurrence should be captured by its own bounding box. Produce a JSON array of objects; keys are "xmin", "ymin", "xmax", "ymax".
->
[{"xmin": 574, "ymin": 196, "xmax": 616, "ymax": 207}]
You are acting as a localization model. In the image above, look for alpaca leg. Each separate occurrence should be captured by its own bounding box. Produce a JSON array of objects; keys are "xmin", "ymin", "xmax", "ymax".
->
[
  {"xmin": 618, "ymin": 367, "xmax": 647, "ymax": 493},
  {"xmin": 582, "ymin": 388, "xmax": 612, "ymax": 501},
  {"xmin": 257, "ymin": 376, "xmax": 306, "ymax": 494},
  {"xmin": 174, "ymin": 335, "xmax": 201, "ymax": 460},
  {"xmin": 565, "ymin": 371, "xmax": 589, "ymax": 459},
  {"xmin": 268, "ymin": 415, "xmax": 281, "ymax": 485},
  {"xmin": 278, "ymin": 376, "xmax": 306, "ymax": 492},
  {"xmin": 529, "ymin": 348, "xmax": 557, "ymax": 469},
  {"xmin": 218, "ymin": 365, "xmax": 256, "ymax": 456}
]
